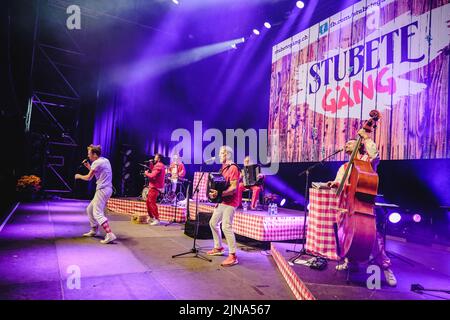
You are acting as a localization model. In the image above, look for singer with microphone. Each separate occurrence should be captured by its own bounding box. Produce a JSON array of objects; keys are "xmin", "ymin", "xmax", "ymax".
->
[
  {"xmin": 144, "ymin": 153, "xmax": 166, "ymax": 226},
  {"xmin": 74, "ymin": 144, "xmax": 117, "ymax": 244}
]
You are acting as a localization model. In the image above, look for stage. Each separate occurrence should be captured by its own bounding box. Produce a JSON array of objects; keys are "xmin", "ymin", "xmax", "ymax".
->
[
  {"xmin": 0, "ymin": 199, "xmax": 293, "ymax": 300},
  {"xmin": 271, "ymin": 242, "xmax": 450, "ymax": 300},
  {"xmin": 1, "ymin": 199, "xmax": 448, "ymax": 300}
]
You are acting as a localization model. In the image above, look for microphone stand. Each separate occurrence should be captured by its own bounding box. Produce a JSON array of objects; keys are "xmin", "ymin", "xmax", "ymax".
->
[
  {"xmin": 287, "ymin": 149, "xmax": 343, "ymax": 262},
  {"xmin": 172, "ymin": 164, "xmax": 212, "ymax": 262}
]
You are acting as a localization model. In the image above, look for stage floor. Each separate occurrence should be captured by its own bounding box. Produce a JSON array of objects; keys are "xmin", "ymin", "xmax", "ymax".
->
[
  {"xmin": 0, "ymin": 199, "xmax": 294, "ymax": 300},
  {"xmin": 271, "ymin": 241, "xmax": 450, "ymax": 300}
]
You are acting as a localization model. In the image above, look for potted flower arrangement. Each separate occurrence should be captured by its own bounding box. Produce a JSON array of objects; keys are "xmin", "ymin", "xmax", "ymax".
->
[{"xmin": 16, "ymin": 175, "xmax": 42, "ymax": 202}]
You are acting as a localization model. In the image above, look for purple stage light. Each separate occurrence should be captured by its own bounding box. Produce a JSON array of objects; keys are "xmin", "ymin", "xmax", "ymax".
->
[
  {"xmin": 253, "ymin": 29, "xmax": 260, "ymax": 36},
  {"xmin": 389, "ymin": 212, "xmax": 402, "ymax": 224},
  {"xmin": 264, "ymin": 22, "xmax": 271, "ymax": 29},
  {"xmin": 296, "ymin": 1, "xmax": 305, "ymax": 9},
  {"xmin": 172, "ymin": 0, "xmax": 180, "ymax": 5},
  {"xmin": 413, "ymin": 214, "xmax": 422, "ymax": 223},
  {"xmin": 280, "ymin": 198, "xmax": 286, "ymax": 206}
]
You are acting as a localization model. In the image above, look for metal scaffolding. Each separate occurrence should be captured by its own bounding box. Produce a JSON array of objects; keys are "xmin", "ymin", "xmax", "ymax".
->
[{"xmin": 26, "ymin": 0, "xmax": 86, "ymax": 193}]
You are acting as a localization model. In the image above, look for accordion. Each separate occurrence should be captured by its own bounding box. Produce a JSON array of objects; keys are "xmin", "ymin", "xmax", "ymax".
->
[
  {"xmin": 242, "ymin": 164, "xmax": 261, "ymax": 187},
  {"xmin": 206, "ymin": 172, "xmax": 229, "ymax": 203}
]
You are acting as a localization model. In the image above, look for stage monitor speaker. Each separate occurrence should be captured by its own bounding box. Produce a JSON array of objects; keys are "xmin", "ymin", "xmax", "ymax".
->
[{"xmin": 184, "ymin": 211, "xmax": 223, "ymax": 239}]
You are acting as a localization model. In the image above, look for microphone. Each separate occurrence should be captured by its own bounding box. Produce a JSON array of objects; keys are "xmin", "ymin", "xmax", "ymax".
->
[
  {"xmin": 332, "ymin": 148, "xmax": 344, "ymax": 155},
  {"xmin": 78, "ymin": 159, "xmax": 88, "ymax": 169},
  {"xmin": 204, "ymin": 156, "xmax": 216, "ymax": 164}
]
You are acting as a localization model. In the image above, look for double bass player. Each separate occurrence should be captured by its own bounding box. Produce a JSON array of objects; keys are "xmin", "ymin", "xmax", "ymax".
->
[{"xmin": 327, "ymin": 128, "xmax": 397, "ymax": 287}]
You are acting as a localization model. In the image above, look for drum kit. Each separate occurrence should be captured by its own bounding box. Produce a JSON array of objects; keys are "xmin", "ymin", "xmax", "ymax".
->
[{"xmin": 139, "ymin": 164, "xmax": 188, "ymax": 205}]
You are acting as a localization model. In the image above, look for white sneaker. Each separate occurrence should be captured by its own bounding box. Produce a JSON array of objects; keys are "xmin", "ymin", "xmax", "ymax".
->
[
  {"xmin": 82, "ymin": 229, "xmax": 98, "ymax": 237},
  {"xmin": 384, "ymin": 268, "xmax": 397, "ymax": 287},
  {"xmin": 150, "ymin": 219, "xmax": 160, "ymax": 226},
  {"xmin": 100, "ymin": 232, "xmax": 117, "ymax": 244}
]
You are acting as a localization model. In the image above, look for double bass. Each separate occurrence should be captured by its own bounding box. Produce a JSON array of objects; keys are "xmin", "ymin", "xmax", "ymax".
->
[{"xmin": 335, "ymin": 110, "xmax": 381, "ymax": 262}]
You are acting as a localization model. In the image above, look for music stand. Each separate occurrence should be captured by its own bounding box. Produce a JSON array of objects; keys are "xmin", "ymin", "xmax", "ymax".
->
[
  {"xmin": 287, "ymin": 149, "xmax": 343, "ymax": 262},
  {"xmin": 172, "ymin": 168, "xmax": 212, "ymax": 262}
]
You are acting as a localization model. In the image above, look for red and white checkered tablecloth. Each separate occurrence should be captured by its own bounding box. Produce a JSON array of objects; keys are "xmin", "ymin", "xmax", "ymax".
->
[
  {"xmin": 187, "ymin": 200, "xmax": 215, "ymax": 220},
  {"xmin": 271, "ymin": 243, "xmax": 316, "ymax": 300},
  {"xmin": 305, "ymin": 188, "xmax": 340, "ymax": 260},
  {"xmin": 192, "ymin": 171, "xmax": 209, "ymax": 202},
  {"xmin": 107, "ymin": 198, "xmax": 186, "ymax": 223},
  {"xmin": 187, "ymin": 200, "xmax": 304, "ymax": 241}
]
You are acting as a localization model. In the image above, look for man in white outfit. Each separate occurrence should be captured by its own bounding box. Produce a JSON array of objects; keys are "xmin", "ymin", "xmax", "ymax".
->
[{"xmin": 75, "ymin": 144, "xmax": 117, "ymax": 244}]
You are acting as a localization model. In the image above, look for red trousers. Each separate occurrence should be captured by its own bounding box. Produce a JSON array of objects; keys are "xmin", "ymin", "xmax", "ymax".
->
[
  {"xmin": 238, "ymin": 182, "xmax": 262, "ymax": 209},
  {"xmin": 146, "ymin": 188, "xmax": 159, "ymax": 219}
]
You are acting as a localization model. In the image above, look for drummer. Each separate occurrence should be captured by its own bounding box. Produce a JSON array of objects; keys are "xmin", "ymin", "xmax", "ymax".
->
[{"xmin": 167, "ymin": 154, "xmax": 186, "ymax": 196}]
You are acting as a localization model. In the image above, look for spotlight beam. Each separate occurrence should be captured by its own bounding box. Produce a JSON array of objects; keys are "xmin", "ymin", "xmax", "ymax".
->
[{"xmin": 117, "ymin": 37, "xmax": 245, "ymax": 83}]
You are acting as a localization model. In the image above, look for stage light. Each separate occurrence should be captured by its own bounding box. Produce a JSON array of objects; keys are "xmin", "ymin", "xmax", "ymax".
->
[
  {"xmin": 241, "ymin": 37, "xmax": 246, "ymax": 43},
  {"xmin": 296, "ymin": 1, "xmax": 305, "ymax": 9},
  {"xmin": 264, "ymin": 22, "xmax": 271, "ymax": 29},
  {"xmin": 413, "ymin": 214, "xmax": 422, "ymax": 223},
  {"xmin": 389, "ymin": 212, "xmax": 402, "ymax": 224},
  {"xmin": 230, "ymin": 44, "xmax": 237, "ymax": 49},
  {"xmin": 172, "ymin": 0, "xmax": 179, "ymax": 5},
  {"xmin": 280, "ymin": 198, "xmax": 286, "ymax": 206},
  {"xmin": 124, "ymin": 161, "xmax": 131, "ymax": 168},
  {"xmin": 123, "ymin": 173, "xmax": 130, "ymax": 180},
  {"xmin": 253, "ymin": 29, "xmax": 260, "ymax": 35}
]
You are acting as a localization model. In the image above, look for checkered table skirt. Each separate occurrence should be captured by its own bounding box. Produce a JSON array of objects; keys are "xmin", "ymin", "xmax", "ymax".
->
[
  {"xmin": 107, "ymin": 198, "xmax": 186, "ymax": 223},
  {"xmin": 192, "ymin": 171, "xmax": 209, "ymax": 202},
  {"xmin": 187, "ymin": 200, "xmax": 304, "ymax": 242},
  {"xmin": 305, "ymin": 188, "xmax": 340, "ymax": 260}
]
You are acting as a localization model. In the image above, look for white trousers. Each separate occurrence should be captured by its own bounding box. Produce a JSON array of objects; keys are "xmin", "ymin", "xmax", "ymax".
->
[
  {"xmin": 209, "ymin": 203, "xmax": 237, "ymax": 254},
  {"xmin": 87, "ymin": 187, "xmax": 112, "ymax": 229}
]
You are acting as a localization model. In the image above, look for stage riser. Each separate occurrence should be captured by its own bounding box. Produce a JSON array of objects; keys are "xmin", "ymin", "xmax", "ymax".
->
[{"xmin": 107, "ymin": 198, "xmax": 305, "ymax": 242}]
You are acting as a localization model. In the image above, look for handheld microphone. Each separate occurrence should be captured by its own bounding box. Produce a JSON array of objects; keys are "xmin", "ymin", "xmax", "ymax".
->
[
  {"xmin": 204, "ymin": 156, "xmax": 216, "ymax": 164},
  {"xmin": 78, "ymin": 159, "xmax": 88, "ymax": 169}
]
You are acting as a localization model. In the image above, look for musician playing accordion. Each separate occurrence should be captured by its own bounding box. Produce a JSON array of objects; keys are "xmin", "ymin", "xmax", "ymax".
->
[
  {"xmin": 207, "ymin": 146, "xmax": 240, "ymax": 267},
  {"xmin": 238, "ymin": 156, "xmax": 265, "ymax": 210}
]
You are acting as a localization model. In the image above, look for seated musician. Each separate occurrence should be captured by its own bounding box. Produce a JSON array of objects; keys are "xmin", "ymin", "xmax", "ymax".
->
[
  {"xmin": 327, "ymin": 129, "xmax": 397, "ymax": 287},
  {"xmin": 238, "ymin": 156, "xmax": 264, "ymax": 210},
  {"xmin": 207, "ymin": 146, "xmax": 240, "ymax": 267},
  {"xmin": 167, "ymin": 154, "xmax": 186, "ymax": 195}
]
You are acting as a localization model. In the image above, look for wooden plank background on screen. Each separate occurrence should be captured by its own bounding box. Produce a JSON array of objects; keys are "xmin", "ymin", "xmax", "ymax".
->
[{"xmin": 269, "ymin": 0, "xmax": 450, "ymax": 162}]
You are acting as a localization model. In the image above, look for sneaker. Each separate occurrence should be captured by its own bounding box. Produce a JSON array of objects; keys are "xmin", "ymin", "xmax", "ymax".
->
[
  {"xmin": 150, "ymin": 219, "xmax": 160, "ymax": 226},
  {"xmin": 383, "ymin": 268, "xmax": 397, "ymax": 287},
  {"xmin": 221, "ymin": 254, "xmax": 239, "ymax": 267},
  {"xmin": 100, "ymin": 232, "xmax": 117, "ymax": 244},
  {"xmin": 336, "ymin": 258, "xmax": 349, "ymax": 271},
  {"xmin": 82, "ymin": 229, "xmax": 98, "ymax": 237},
  {"xmin": 207, "ymin": 247, "xmax": 225, "ymax": 256}
]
